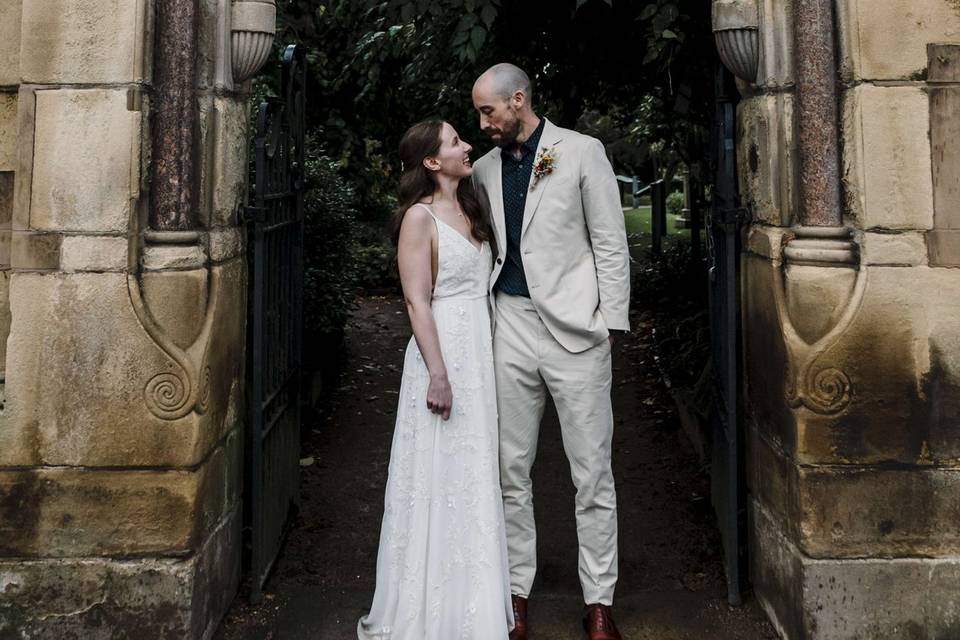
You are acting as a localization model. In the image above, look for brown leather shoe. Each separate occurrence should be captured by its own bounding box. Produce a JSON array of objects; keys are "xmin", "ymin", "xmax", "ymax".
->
[
  {"xmin": 509, "ymin": 595, "xmax": 528, "ymax": 640},
  {"xmin": 583, "ymin": 603, "xmax": 622, "ymax": 640}
]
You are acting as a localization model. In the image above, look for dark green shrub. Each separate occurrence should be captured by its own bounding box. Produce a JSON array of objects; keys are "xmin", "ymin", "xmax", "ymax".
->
[
  {"xmin": 666, "ymin": 191, "xmax": 686, "ymax": 217},
  {"xmin": 302, "ymin": 153, "xmax": 360, "ymax": 352}
]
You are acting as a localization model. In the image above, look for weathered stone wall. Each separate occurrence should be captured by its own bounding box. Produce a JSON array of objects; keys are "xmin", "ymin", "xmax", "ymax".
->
[
  {"xmin": 0, "ymin": 1, "xmax": 254, "ymax": 637},
  {"xmin": 738, "ymin": 1, "xmax": 960, "ymax": 638}
]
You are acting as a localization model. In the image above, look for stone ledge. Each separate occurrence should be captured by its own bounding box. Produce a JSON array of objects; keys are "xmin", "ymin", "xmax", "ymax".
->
[
  {"xmin": 752, "ymin": 499, "xmax": 960, "ymax": 640},
  {"xmin": 0, "ymin": 505, "xmax": 240, "ymax": 640},
  {"xmin": 142, "ymin": 243, "xmax": 208, "ymax": 271}
]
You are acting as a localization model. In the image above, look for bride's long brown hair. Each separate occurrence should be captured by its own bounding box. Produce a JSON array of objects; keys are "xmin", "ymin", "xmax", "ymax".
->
[{"xmin": 391, "ymin": 120, "xmax": 492, "ymax": 247}]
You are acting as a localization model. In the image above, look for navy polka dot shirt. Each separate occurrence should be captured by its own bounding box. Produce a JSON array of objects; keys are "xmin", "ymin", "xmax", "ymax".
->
[{"xmin": 494, "ymin": 118, "xmax": 545, "ymax": 297}]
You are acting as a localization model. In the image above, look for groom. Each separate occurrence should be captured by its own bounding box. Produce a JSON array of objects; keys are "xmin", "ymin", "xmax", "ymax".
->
[{"xmin": 471, "ymin": 63, "xmax": 630, "ymax": 640}]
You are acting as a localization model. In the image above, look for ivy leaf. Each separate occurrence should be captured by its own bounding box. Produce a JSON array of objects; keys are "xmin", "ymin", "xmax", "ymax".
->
[
  {"xmin": 470, "ymin": 25, "xmax": 487, "ymax": 51},
  {"xmin": 640, "ymin": 4, "xmax": 658, "ymax": 20},
  {"xmin": 481, "ymin": 4, "xmax": 497, "ymax": 27},
  {"xmin": 662, "ymin": 29, "xmax": 678, "ymax": 39}
]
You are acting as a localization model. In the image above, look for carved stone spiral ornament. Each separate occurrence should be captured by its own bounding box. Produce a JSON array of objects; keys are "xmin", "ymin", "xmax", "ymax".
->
[
  {"xmin": 804, "ymin": 367, "xmax": 853, "ymax": 414},
  {"xmin": 145, "ymin": 372, "xmax": 192, "ymax": 420}
]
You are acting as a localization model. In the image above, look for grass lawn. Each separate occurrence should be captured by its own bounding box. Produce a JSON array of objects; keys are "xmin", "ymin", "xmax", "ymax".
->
[{"xmin": 623, "ymin": 206, "xmax": 684, "ymax": 236}]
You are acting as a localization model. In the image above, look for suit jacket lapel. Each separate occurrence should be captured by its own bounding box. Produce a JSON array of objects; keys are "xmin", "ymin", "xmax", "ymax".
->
[
  {"xmin": 487, "ymin": 147, "xmax": 507, "ymax": 253},
  {"xmin": 521, "ymin": 119, "xmax": 564, "ymax": 240}
]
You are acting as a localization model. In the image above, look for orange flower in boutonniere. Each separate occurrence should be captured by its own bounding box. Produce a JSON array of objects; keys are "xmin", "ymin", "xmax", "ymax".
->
[{"xmin": 530, "ymin": 146, "xmax": 558, "ymax": 191}]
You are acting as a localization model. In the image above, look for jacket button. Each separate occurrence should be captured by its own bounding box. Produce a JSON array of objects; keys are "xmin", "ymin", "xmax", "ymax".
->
[{"xmin": 496, "ymin": 258, "xmax": 503, "ymax": 264}]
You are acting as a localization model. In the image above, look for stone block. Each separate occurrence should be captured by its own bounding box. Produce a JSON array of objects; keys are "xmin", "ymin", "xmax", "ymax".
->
[
  {"xmin": 796, "ymin": 464, "xmax": 960, "ymax": 558},
  {"xmin": 744, "ymin": 224, "xmax": 786, "ymax": 261},
  {"xmin": 751, "ymin": 498, "xmax": 960, "ymax": 640},
  {"xmin": 210, "ymin": 97, "xmax": 250, "ymax": 228},
  {"xmin": 209, "ymin": 227, "xmax": 244, "ymax": 263},
  {"xmin": 737, "ymin": 94, "xmax": 796, "ymax": 227},
  {"xmin": 0, "ymin": 91, "xmax": 17, "ymax": 171},
  {"xmin": 0, "ymin": 271, "xmax": 9, "ymax": 375},
  {"xmin": 10, "ymin": 231, "xmax": 61, "ymax": 270},
  {"xmin": 0, "ymin": 171, "xmax": 13, "ymax": 229},
  {"xmin": 742, "ymin": 253, "xmax": 796, "ymax": 457},
  {"xmin": 0, "ymin": 1, "xmax": 21, "ymax": 87},
  {"xmin": 756, "ymin": 0, "xmax": 794, "ymax": 88},
  {"xmin": 30, "ymin": 89, "xmax": 141, "ymax": 233},
  {"xmin": 19, "ymin": 0, "xmax": 147, "ymax": 84},
  {"xmin": 0, "ymin": 433, "xmax": 236, "ymax": 557},
  {"xmin": 0, "ymin": 262, "xmax": 245, "ymax": 467},
  {"xmin": 60, "ymin": 235, "xmax": 129, "ymax": 273},
  {"xmin": 750, "ymin": 498, "xmax": 804, "ymax": 640},
  {"xmin": 0, "ymin": 505, "xmax": 241, "ymax": 639},
  {"xmin": 860, "ymin": 231, "xmax": 928, "ymax": 266},
  {"xmin": 746, "ymin": 422, "xmax": 797, "ymax": 542},
  {"xmin": 928, "ymin": 229, "xmax": 960, "ymax": 266},
  {"xmin": 842, "ymin": 84, "xmax": 933, "ymax": 230},
  {"xmin": 837, "ymin": 0, "xmax": 960, "ymax": 81}
]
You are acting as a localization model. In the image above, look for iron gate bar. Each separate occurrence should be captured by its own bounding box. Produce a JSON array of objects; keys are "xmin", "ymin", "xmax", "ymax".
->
[
  {"xmin": 708, "ymin": 62, "xmax": 745, "ymax": 607},
  {"xmin": 245, "ymin": 43, "xmax": 307, "ymax": 604}
]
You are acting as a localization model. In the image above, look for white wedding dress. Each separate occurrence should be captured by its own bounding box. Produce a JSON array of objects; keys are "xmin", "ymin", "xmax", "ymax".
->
[{"xmin": 358, "ymin": 204, "xmax": 514, "ymax": 640}]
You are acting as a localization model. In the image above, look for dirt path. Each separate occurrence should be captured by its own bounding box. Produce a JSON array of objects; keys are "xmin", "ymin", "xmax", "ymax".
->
[{"xmin": 215, "ymin": 294, "xmax": 776, "ymax": 640}]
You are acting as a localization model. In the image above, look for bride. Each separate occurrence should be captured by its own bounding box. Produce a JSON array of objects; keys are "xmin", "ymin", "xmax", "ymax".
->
[{"xmin": 357, "ymin": 120, "xmax": 514, "ymax": 639}]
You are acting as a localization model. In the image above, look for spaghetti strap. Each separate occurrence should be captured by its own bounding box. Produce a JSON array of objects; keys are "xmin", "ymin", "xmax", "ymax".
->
[{"xmin": 412, "ymin": 202, "xmax": 438, "ymax": 220}]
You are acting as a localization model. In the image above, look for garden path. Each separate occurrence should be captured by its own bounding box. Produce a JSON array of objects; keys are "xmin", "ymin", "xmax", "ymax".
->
[{"xmin": 214, "ymin": 293, "xmax": 776, "ymax": 640}]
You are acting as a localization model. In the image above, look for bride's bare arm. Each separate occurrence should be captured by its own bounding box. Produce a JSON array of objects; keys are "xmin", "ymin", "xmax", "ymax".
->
[{"xmin": 397, "ymin": 206, "xmax": 452, "ymax": 420}]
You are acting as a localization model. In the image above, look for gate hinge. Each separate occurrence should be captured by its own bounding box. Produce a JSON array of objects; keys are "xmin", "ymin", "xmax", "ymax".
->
[{"xmin": 243, "ymin": 205, "xmax": 266, "ymax": 223}]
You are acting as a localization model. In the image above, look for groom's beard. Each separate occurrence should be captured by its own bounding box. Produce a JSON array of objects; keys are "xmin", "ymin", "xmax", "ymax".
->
[{"xmin": 491, "ymin": 117, "xmax": 524, "ymax": 149}]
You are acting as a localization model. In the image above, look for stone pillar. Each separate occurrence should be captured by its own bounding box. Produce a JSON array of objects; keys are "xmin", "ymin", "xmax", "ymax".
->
[
  {"xmin": 0, "ymin": 0, "xmax": 265, "ymax": 637},
  {"xmin": 729, "ymin": 0, "xmax": 960, "ymax": 637}
]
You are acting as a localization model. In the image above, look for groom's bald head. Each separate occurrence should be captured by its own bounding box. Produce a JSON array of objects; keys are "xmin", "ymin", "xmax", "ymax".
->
[
  {"xmin": 474, "ymin": 63, "xmax": 533, "ymax": 105},
  {"xmin": 472, "ymin": 63, "xmax": 538, "ymax": 148}
]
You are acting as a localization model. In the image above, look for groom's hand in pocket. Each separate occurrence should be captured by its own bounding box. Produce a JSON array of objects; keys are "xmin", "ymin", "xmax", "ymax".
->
[{"xmin": 427, "ymin": 373, "xmax": 453, "ymax": 421}]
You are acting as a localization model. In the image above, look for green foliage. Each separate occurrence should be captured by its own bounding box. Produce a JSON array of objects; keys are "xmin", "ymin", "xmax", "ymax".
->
[
  {"xmin": 666, "ymin": 190, "xmax": 685, "ymax": 217},
  {"xmin": 274, "ymin": 0, "xmax": 716, "ymax": 204},
  {"xmin": 301, "ymin": 153, "xmax": 361, "ymax": 347}
]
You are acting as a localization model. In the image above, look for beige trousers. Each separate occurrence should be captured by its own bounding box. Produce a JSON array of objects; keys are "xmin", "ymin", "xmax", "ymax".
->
[{"xmin": 493, "ymin": 293, "xmax": 618, "ymax": 606}]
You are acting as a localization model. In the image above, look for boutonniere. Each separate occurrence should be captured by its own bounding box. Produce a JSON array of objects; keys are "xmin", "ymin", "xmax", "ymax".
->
[{"xmin": 530, "ymin": 146, "xmax": 558, "ymax": 191}]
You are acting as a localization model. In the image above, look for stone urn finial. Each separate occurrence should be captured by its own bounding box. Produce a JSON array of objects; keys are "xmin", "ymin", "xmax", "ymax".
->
[
  {"xmin": 231, "ymin": 0, "xmax": 277, "ymax": 83},
  {"xmin": 712, "ymin": 0, "xmax": 760, "ymax": 83}
]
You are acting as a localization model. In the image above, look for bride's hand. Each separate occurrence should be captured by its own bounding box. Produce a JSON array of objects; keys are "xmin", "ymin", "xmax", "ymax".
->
[{"xmin": 427, "ymin": 373, "xmax": 453, "ymax": 421}]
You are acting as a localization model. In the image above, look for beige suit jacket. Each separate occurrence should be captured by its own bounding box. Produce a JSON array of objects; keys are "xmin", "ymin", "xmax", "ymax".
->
[{"xmin": 473, "ymin": 118, "xmax": 631, "ymax": 353}]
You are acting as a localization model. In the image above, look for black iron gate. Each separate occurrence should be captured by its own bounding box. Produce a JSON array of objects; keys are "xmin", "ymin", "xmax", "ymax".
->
[
  {"xmin": 244, "ymin": 44, "xmax": 306, "ymax": 603},
  {"xmin": 707, "ymin": 63, "xmax": 746, "ymax": 606}
]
